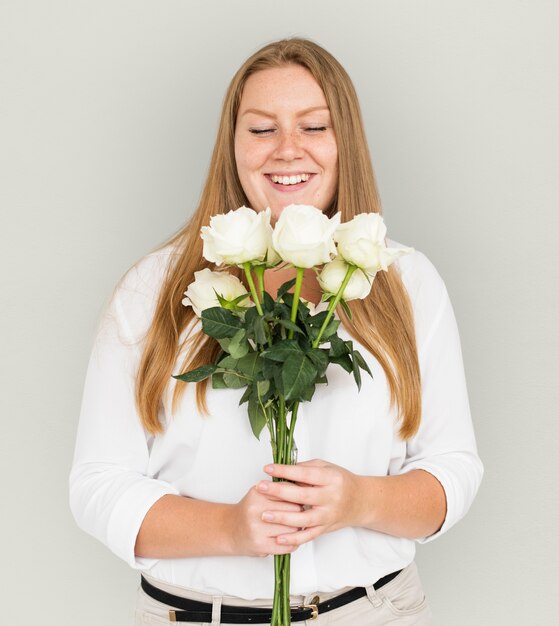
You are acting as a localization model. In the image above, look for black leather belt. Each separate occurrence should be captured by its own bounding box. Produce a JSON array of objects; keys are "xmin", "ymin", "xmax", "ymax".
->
[{"xmin": 140, "ymin": 569, "xmax": 402, "ymax": 623}]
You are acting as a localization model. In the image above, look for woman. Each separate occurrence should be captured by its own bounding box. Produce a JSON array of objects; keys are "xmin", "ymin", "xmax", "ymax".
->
[{"xmin": 70, "ymin": 38, "xmax": 483, "ymax": 625}]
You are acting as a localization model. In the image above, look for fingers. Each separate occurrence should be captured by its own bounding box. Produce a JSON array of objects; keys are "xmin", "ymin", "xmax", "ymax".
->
[
  {"xmin": 257, "ymin": 479, "xmax": 324, "ymax": 507},
  {"xmin": 261, "ymin": 508, "xmax": 315, "ymax": 529},
  {"xmin": 263, "ymin": 461, "xmax": 330, "ymax": 486},
  {"xmin": 235, "ymin": 486, "xmax": 303, "ymax": 557},
  {"xmin": 276, "ymin": 525, "xmax": 323, "ymax": 547},
  {"xmin": 251, "ymin": 520, "xmax": 300, "ymax": 556}
]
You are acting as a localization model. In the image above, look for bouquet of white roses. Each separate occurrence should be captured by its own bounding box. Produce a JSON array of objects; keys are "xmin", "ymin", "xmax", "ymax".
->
[{"xmin": 175, "ymin": 204, "xmax": 410, "ymax": 626}]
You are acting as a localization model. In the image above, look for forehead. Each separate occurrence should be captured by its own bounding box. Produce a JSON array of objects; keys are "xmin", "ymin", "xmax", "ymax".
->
[{"xmin": 238, "ymin": 65, "xmax": 328, "ymax": 113}]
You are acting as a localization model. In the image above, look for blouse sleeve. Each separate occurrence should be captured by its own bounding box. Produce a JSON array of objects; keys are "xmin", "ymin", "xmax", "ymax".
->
[
  {"xmin": 69, "ymin": 252, "xmax": 180, "ymax": 568},
  {"xmin": 395, "ymin": 250, "xmax": 483, "ymax": 542}
]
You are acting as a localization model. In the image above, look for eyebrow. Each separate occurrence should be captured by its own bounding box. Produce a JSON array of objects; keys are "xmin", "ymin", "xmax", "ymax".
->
[{"xmin": 240, "ymin": 106, "xmax": 330, "ymax": 118}]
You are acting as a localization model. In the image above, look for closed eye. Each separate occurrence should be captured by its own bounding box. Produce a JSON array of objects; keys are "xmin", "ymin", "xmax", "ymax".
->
[
  {"xmin": 304, "ymin": 126, "xmax": 328, "ymax": 132},
  {"xmin": 249, "ymin": 128, "xmax": 275, "ymax": 135}
]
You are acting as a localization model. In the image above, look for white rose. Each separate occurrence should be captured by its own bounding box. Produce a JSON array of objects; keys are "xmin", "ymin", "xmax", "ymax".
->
[
  {"xmin": 317, "ymin": 258, "xmax": 374, "ymax": 301},
  {"xmin": 182, "ymin": 268, "xmax": 249, "ymax": 317},
  {"xmin": 272, "ymin": 204, "xmax": 341, "ymax": 268},
  {"xmin": 201, "ymin": 206, "xmax": 275, "ymax": 266},
  {"xmin": 334, "ymin": 212, "xmax": 412, "ymax": 271},
  {"xmin": 264, "ymin": 237, "xmax": 281, "ymax": 267}
]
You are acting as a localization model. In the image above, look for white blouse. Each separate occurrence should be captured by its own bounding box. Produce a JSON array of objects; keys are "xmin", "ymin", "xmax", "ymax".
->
[{"xmin": 70, "ymin": 243, "xmax": 483, "ymax": 599}]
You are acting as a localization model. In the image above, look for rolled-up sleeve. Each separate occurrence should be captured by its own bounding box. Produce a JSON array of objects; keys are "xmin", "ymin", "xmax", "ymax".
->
[
  {"xmin": 69, "ymin": 256, "xmax": 179, "ymax": 568},
  {"xmin": 397, "ymin": 251, "xmax": 483, "ymax": 542}
]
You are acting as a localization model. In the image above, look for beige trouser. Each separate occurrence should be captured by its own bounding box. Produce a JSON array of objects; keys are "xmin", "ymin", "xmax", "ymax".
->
[{"xmin": 135, "ymin": 562, "xmax": 433, "ymax": 625}]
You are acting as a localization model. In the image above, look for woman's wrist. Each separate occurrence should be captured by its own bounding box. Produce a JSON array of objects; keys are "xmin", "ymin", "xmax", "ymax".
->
[
  {"xmin": 350, "ymin": 474, "xmax": 382, "ymax": 529},
  {"xmin": 350, "ymin": 471, "xmax": 447, "ymax": 539}
]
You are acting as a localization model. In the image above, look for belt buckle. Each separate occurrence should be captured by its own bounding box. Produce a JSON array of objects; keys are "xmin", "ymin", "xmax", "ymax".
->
[{"xmin": 302, "ymin": 595, "xmax": 319, "ymax": 620}]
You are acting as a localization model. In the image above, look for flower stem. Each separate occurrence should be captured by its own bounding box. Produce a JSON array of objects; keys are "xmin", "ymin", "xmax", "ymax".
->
[
  {"xmin": 312, "ymin": 265, "xmax": 357, "ymax": 348},
  {"xmin": 282, "ymin": 554, "xmax": 291, "ymax": 626},
  {"xmin": 288, "ymin": 267, "xmax": 305, "ymax": 339},
  {"xmin": 243, "ymin": 262, "xmax": 264, "ymax": 316},
  {"xmin": 272, "ymin": 555, "xmax": 281, "ymax": 625},
  {"xmin": 275, "ymin": 396, "xmax": 284, "ymax": 465},
  {"xmin": 283, "ymin": 553, "xmax": 291, "ymax": 625},
  {"xmin": 285, "ymin": 402, "xmax": 299, "ymax": 464},
  {"xmin": 254, "ymin": 264, "xmax": 266, "ymax": 302}
]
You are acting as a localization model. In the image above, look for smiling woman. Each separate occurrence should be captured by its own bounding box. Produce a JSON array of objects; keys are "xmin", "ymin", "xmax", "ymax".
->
[
  {"xmin": 234, "ymin": 65, "xmax": 338, "ymax": 222},
  {"xmin": 70, "ymin": 38, "xmax": 482, "ymax": 626}
]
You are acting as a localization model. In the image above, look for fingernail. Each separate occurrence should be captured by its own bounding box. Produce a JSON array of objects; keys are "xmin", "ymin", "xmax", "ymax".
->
[
  {"xmin": 262, "ymin": 512, "xmax": 274, "ymax": 522},
  {"xmin": 264, "ymin": 464, "xmax": 275, "ymax": 474},
  {"xmin": 258, "ymin": 481, "xmax": 269, "ymax": 491}
]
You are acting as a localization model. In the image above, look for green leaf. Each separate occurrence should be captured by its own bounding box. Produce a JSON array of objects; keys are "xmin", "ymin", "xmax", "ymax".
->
[
  {"xmin": 262, "ymin": 292, "xmax": 275, "ymax": 313},
  {"xmin": 296, "ymin": 301, "xmax": 313, "ymax": 320},
  {"xmin": 307, "ymin": 310, "xmax": 329, "ymax": 327},
  {"xmin": 300, "ymin": 384, "xmax": 317, "ymax": 402},
  {"xmin": 273, "ymin": 366, "xmax": 284, "ymax": 396},
  {"xmin": 211, "ymin": 372, "xmax": 228, "ymax": 389},
  {"xmin": 262, "ymin": 357, "xmax": 277, "ymax": 380},
  {"xmin": 352, "ymin": 356, "xmax": 362, "ymax": 390},
  {"xmin": 223, "ymin": 371, "xmax": 249, "ymax": 389},
  {"xmin": 217, "ymin": 355, "xmax": 239, "ymax": 369},
  {"xmin": 173, "ymin": 364, "xmax": 217, "ymax": 383},
  {"xmin": 239, "ymin": 385, "xmax": 252, "ymax": 405},
  {"xmin": 281, "ymin": 292, "xmax": 294, "ymax": 309},
  {"xmin": 252, "ymin": 315, "xmax": 268, "ymax": 345},
  {"xmin": 215, "ymin": 291, "xmax": 251, "ymax": 312},
  {"xmin": 245, "ymin": 306, "xmax": 260, "ymax": 328},
  {"xmin": 273, "ymin": 301, "xmax": 292, "ymax": 320},
  {"xmin": 236, "ymin": 352, "xmax": 263, "ymax": 378},
  {"xmin": 354, "ymin": 349, "xmax": 373, "ymax": 379},
  {"xmin": 282, "ymin": 352, "xmax": 318, "ymax": 401},
  {"xmin": 217, "ymin": 337, "xmax": 231, "ymax": 351},
  {"xmin": 261, "ymin": 340, "xmax": 302, "ymax": 362},
  {"xmin": 339, "ymin": 298, "xmax": 353, "ymax": 320},
  {"xmin": 330, "ymin": 354, "xmax": 353, "ymax": 373},
  {"xmin": 277, "ymin": 318, "xmax": 304, "ymax": 335},
  {"xmin": 343, "ymin": 340, "xmax": 362, "ymax": 390},
  {"xmin": 201, "ymin": 307, "xmax": 242, "ymax": 339},
  {"xmin": 319, "ymin": 318, "xmax": 340, "ymax": 340},
  {"xmin": 230, "ymin": 292, "xmax": 251, "ymax": 306},
  {"xmin": 277, "ymin": 278, "xmax": 297, "ymax": 300},
  {"xmin": 228, "ymin": 329, "xmax": 249, "ymax": 359},
  {"xmin": 257, "ymin": 379, "xmax": 270, "ymax": 397},
  {"xmin": 329, "ymin": 334, "xmax": 349, "ymax": 358},
  {"xmin": 248, "ymin": 398, "xmax": 267, "ymax": 439},
  {"xmin": 306, "ymin": 348, "xmax": 329, "ymax": 376}
]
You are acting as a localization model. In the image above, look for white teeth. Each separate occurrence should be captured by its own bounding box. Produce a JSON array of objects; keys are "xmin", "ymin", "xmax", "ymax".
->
[{"xmin": 270, "ymin": 174, "xmax": 311, "ymax": 185}]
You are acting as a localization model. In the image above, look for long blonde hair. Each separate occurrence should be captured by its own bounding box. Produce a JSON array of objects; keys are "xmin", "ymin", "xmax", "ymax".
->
[{"xmin": 136, "ymin": 38, "xmax": 421, "ymax": 439}]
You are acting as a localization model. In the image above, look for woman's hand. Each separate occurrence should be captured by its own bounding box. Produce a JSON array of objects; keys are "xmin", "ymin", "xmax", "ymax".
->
[
  {"xmin": 256, "ymin": 462, "xmax": 448, "ymax": 546},
  {"xmin": 230, "ymin": 485, "xmax": 303, "ymax": 557},
  {"xmin": 256, "ymin": 459, "xmax": 363, "ymax": 548}
]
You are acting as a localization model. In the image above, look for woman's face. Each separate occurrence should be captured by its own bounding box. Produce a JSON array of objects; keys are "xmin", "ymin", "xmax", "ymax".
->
[{"xmin": 234, "ymin": 65, "xmax": 338, "ymax": 223}]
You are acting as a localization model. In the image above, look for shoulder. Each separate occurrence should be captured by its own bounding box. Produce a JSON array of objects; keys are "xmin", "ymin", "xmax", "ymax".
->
[
  {"xmin": 107, "ymin": 245, "xmax": 180, "ymax": 343},
  {"xmin": 387, "ymin": 239, "xmax": 450, "ymax": 349},
  {"xmin": 388, "ymin": 239, "xmax": 447, "ymax": 304},
  {"xmin": 116, "ymin": 244, "xmax": 178, "ymax": 297}
]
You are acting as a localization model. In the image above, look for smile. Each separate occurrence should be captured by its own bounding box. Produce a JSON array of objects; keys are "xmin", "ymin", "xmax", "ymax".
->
[{"xmin": 269, "ymin": 173, "xmax": 311, "ymax": 186}]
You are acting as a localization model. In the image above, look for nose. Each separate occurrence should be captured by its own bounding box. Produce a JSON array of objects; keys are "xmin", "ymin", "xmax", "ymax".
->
[{"xmin": 273, "ymin": 130, "xmax": 304, "ymax": 161}]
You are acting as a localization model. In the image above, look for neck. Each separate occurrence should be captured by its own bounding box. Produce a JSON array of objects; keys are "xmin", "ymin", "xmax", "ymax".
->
[{"xmin": 264, "ymin": 266, "xmax": 321, "ymax": 305}]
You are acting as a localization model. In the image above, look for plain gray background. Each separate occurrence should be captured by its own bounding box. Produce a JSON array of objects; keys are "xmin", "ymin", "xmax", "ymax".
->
[{"xmin": 1, "ymin": 1, "xmax": 557, "ymax": 624}]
